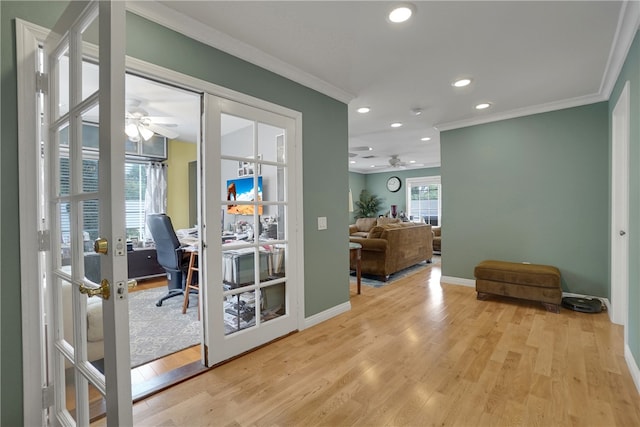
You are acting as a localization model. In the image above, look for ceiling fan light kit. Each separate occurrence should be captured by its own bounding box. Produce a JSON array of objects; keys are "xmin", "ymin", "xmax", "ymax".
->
[
  {"xmin": 125, "ymin": 102, "xmax": 180, "ymax": 141},
  {"xmin": 389, "ymin": 154, "xmax": 407, "ymax": 168}
]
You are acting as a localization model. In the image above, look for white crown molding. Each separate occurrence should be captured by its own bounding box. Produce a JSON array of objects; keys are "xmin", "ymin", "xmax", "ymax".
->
[
  {"xmin": 435, "ymin": 92, "xmax": 606, "ymax": 132},
  {"xmin": 126, "ymin": 1, "xmax": 355, "ymax": 104},
  {"xmin": 600, "ymin": 0, "xmax": 640, "ymax": 98},
  {"xmin": 438, "ymin": 1, "xmax": 639, "ymax": 133}
]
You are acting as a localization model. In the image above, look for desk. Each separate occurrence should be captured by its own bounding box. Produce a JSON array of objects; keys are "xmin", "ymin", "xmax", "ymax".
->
[
  {"xmin": 349, "ymin": 242, "xmax": 362, "ymax": 294},
  {"xmin": 182, "ymin": 248, "xmax": 200, "ymax": 319}
]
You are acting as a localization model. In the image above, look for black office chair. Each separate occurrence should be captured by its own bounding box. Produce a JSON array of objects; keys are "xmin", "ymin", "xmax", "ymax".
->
[{"xmin": 147, "ymin": 213, "xmax": 190, "ymax": 307}]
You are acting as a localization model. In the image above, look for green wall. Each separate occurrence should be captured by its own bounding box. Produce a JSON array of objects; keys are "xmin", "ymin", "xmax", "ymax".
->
[
  {"xmin": 348, "ymin": 172, "xmax": 366, "ymax": 223},
  {"xmin": 349, "ymin": 167, "xmax": 441, "ymax": 220},
  {"xmin": 166, "ymin": 139, "xmax": 197, "ymax": 230},
  {"xmin": 609, "ymin": 30, "xmax": 640, "ymax": 370},
  {"xmin": 1, "ymin": 3, "xmax": 349, "ymax": 425},
  {"xmin": 440, "ymin": 102, "xmax": 609, "ymax": 297},
  {"xmin": 2, "ymin": 3, "xmax": 68, "ymax": 424}
]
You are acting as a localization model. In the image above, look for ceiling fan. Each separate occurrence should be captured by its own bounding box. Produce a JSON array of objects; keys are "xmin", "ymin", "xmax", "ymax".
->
[
  {"xmin": 125, "ymin": 102, "xmax": 179, "ymax": 142},
  {"xmin": 388, "ymin": 154, "xmax": 407, "ymax": 169}
]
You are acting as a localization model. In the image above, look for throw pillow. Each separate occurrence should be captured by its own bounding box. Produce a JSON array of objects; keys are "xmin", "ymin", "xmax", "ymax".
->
[{"xmin": 367, "ymin": 226, "xmax": 385, "ymax": 239}]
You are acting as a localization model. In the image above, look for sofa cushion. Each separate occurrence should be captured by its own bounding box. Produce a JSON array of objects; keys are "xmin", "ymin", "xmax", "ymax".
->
[
  {"xmin": 86, "ymin": 298, "xmax": 104, "ymax": 342},
  {"xmin": 376, "ymin": 217, "xmax": 400, "ymax": 227},
  {"xmin": 355, "ymin": 217, "xmax": 378, "ymax": 232}
]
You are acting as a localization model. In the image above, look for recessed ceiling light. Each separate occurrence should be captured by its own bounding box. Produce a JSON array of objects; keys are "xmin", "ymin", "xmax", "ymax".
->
[
  {"xmin": 452, "ymin": 78, "xmax": 472, "ymax": 88},
  {"xmin": 409, "ymin": 160, "xmax": 416, "ymax": 164},
  {"xmin": 388, "ymin": 3, "xmax": 415, "ymax": 23},
  {"xmin": 391, "ymin": 122, "xmax": 403, "ymax": 128},
  {"xmin": 349, "ymin": 160, "xmax": 356, "ymax": 164},
  {"xmin": 421, "ymin": 137, "xmax": 431, "ymax": 141},
  {"xmin": 357, "ymin": 107, "xmax": 370, "ymax": 114},
  {"xmin": 475, "ymin": 102, "xmax": 491, "ymax": 110}
]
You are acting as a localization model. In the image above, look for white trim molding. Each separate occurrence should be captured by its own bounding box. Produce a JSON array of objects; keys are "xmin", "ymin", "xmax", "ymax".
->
[
  {"xmin": 625, "ymin": 345, "xmax": 640, "ymax": 396},
  {"xmin": 126, "ymin": 2, "xmax": 355, "ymax": 104},
  {"xmin": 304, "ymin": 302, "xmax": 351, "ymax": 330},
  {"xmin": 441, "ymin": 276, "xmax": 475, "ymax": 287},
  {"xmin": 600, "ymin": 0, "xmax": 640, "ymax": 98},
  {"xmin": 436, "ymin": 93, "xmax": 605, "ymax": 132},
  {"xmin": 437, "ymin": 0, "xmax": 640, "ymax": 133},
  {"xmin": 16, "ymin": 18, "xmax": 50, "ymax": 427}
]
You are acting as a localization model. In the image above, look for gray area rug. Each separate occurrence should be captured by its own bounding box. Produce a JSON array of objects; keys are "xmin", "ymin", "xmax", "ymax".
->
[
  {"xmin": 350, "ymin": 255, "xmax": 441, "ymax": 288},
  {"xmin": 128, "ymin": 288, "xmax": 200, "ymax": 368}
]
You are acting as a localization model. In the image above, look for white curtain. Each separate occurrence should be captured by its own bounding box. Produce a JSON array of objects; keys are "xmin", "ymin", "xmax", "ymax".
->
[{"xmin": 144, "ymin": 162, "xmax": 168, "ymax": 241}]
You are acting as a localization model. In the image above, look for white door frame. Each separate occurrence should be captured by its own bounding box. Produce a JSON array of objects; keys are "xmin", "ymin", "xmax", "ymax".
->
[
  {"xmin": 18, "ymin": 16, "xmax": 305, "ymax": 424},
  {"xmin": 610, "ymin": 80, "xmax": 630, "ymax": 337}
]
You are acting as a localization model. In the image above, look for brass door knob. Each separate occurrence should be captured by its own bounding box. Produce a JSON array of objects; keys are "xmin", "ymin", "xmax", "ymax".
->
[
  {"xmin": 79, "ymin": 279, "xmax": 111, "ymax": 300},
  {"xmin": 94, "ymin": 238, "xmax": 108, "ymax": 254}
]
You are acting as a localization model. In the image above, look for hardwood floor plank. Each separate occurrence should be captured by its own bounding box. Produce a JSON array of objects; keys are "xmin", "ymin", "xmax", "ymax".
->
[{"xmin": 92, "ymin": 263, "xmax": 640, "ymax": 426}]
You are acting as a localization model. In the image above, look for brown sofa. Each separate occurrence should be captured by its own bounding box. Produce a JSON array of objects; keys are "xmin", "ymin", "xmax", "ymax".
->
[
  {"xmin": 349, "ymin": 222, "xmax": 433, "ymax": 280},
  {"xmin": 432, "ymin": 226, "xmax": 441, "ymax": 253}
]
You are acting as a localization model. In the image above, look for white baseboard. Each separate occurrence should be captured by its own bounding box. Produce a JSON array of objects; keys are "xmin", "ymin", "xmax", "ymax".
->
[
  {"xmin": 303, "ymin": 301, "xmax": 351, "ymax": 330},
  {"xmin": 440, "ymin": 280, "xmax": 614, "ymax": 310},
  {"xmin": 625, "ymin": 345, "xmax": 640, "ymax": 396},
  {"xmin": 441, "ymin": 276, "xmax": 475, "ymax": 287}
]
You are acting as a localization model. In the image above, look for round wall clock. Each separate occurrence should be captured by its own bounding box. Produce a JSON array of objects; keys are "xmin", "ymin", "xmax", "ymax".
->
[{"xmin": 386, "ymin": 176, "xmax": 401, "ymax": 192}]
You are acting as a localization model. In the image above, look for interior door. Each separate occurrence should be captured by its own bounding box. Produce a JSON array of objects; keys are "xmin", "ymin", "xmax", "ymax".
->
[
  {"xmin": 611, "ymin": 81, "xmax": 630, "ymax": 330},
  {"xmin": 43, "ymin": 1, "xmax": 131, "ymax": 424},
  {"xmin": 202, "ymin": 95, "xmax": 299, "ymax": 364}
]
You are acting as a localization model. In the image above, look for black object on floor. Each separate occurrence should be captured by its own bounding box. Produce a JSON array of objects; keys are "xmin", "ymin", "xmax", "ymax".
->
[{"xmin": 561, "ymin": 297, "xmax": 603, "ymax": 313}]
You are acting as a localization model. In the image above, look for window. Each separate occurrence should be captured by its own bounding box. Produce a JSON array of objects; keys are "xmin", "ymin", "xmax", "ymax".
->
[
  {"xmin": 406, "ymin": 176, "xmax": 441, "ymax": 226},
  {"xmin": 124, "ymin": 163, "xmax": 147, "ymax": 241},
  {"xmin": 59, "ymin": 153, "xmax": 150, "ymax": 248}
]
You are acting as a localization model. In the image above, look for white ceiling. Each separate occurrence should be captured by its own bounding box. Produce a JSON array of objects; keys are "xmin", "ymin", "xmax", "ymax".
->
[{"xmin": 128, "ymin": 1, "xmax": 636, "ymax": 173}]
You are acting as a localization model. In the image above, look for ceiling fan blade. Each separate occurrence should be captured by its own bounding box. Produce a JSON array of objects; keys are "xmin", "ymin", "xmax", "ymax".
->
[
  {"xmin": 143, "ymin": 122, "xmax": 179, "ymax": 139},
  {"xmin": 144, "ymin": 116, "xmax": 179, "ymax": 124}
]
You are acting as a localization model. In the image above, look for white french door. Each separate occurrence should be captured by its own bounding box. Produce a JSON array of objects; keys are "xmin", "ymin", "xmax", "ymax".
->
[
  {"xmin": 202, "ymin": 95, "xmax": 300, "ymax": 364},
  {"xmin": 42, "ymin": 1, "xmax": 131, "ymax": 425}
]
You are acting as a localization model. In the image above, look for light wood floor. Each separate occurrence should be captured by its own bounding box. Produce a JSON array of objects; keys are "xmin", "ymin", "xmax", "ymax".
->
[{"xmin": 95, "ymin": 261, "xmax": 640, "ymax": 426}]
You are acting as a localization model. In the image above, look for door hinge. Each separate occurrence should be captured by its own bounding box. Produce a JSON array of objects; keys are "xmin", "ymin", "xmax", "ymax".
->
[
  {"xmin": 42, "ymin": 385, "xmax": 54, "ymax": 408},
  {"xmin": 36, "ymin": 72, "xmax": 48, "ymax": 94},
  {"xmin": 38, "ymin": 230, "xmax": 51, "ymax": 252}
]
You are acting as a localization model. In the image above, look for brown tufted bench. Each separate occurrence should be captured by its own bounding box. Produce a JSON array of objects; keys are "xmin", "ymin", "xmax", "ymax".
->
[{"xmin": 474, "ymin": 260, "xmax": 562, "ymax": 313}]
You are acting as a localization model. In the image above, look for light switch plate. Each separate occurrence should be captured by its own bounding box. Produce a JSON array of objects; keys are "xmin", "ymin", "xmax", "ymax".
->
[{"xmin": 317, "ymin": 216, "xmax": 328, "ymax": 230}]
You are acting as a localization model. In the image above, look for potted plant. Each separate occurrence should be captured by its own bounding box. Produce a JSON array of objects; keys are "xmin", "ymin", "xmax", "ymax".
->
[{"xmin": 354, "ymin": 189, "xmax": 384, "ymax": 219}]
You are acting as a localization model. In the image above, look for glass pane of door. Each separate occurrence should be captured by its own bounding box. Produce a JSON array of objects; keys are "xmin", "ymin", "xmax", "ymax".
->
[{"xmin": 204, "ymin": 97, "xmax": 297, "ymax": 365}]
